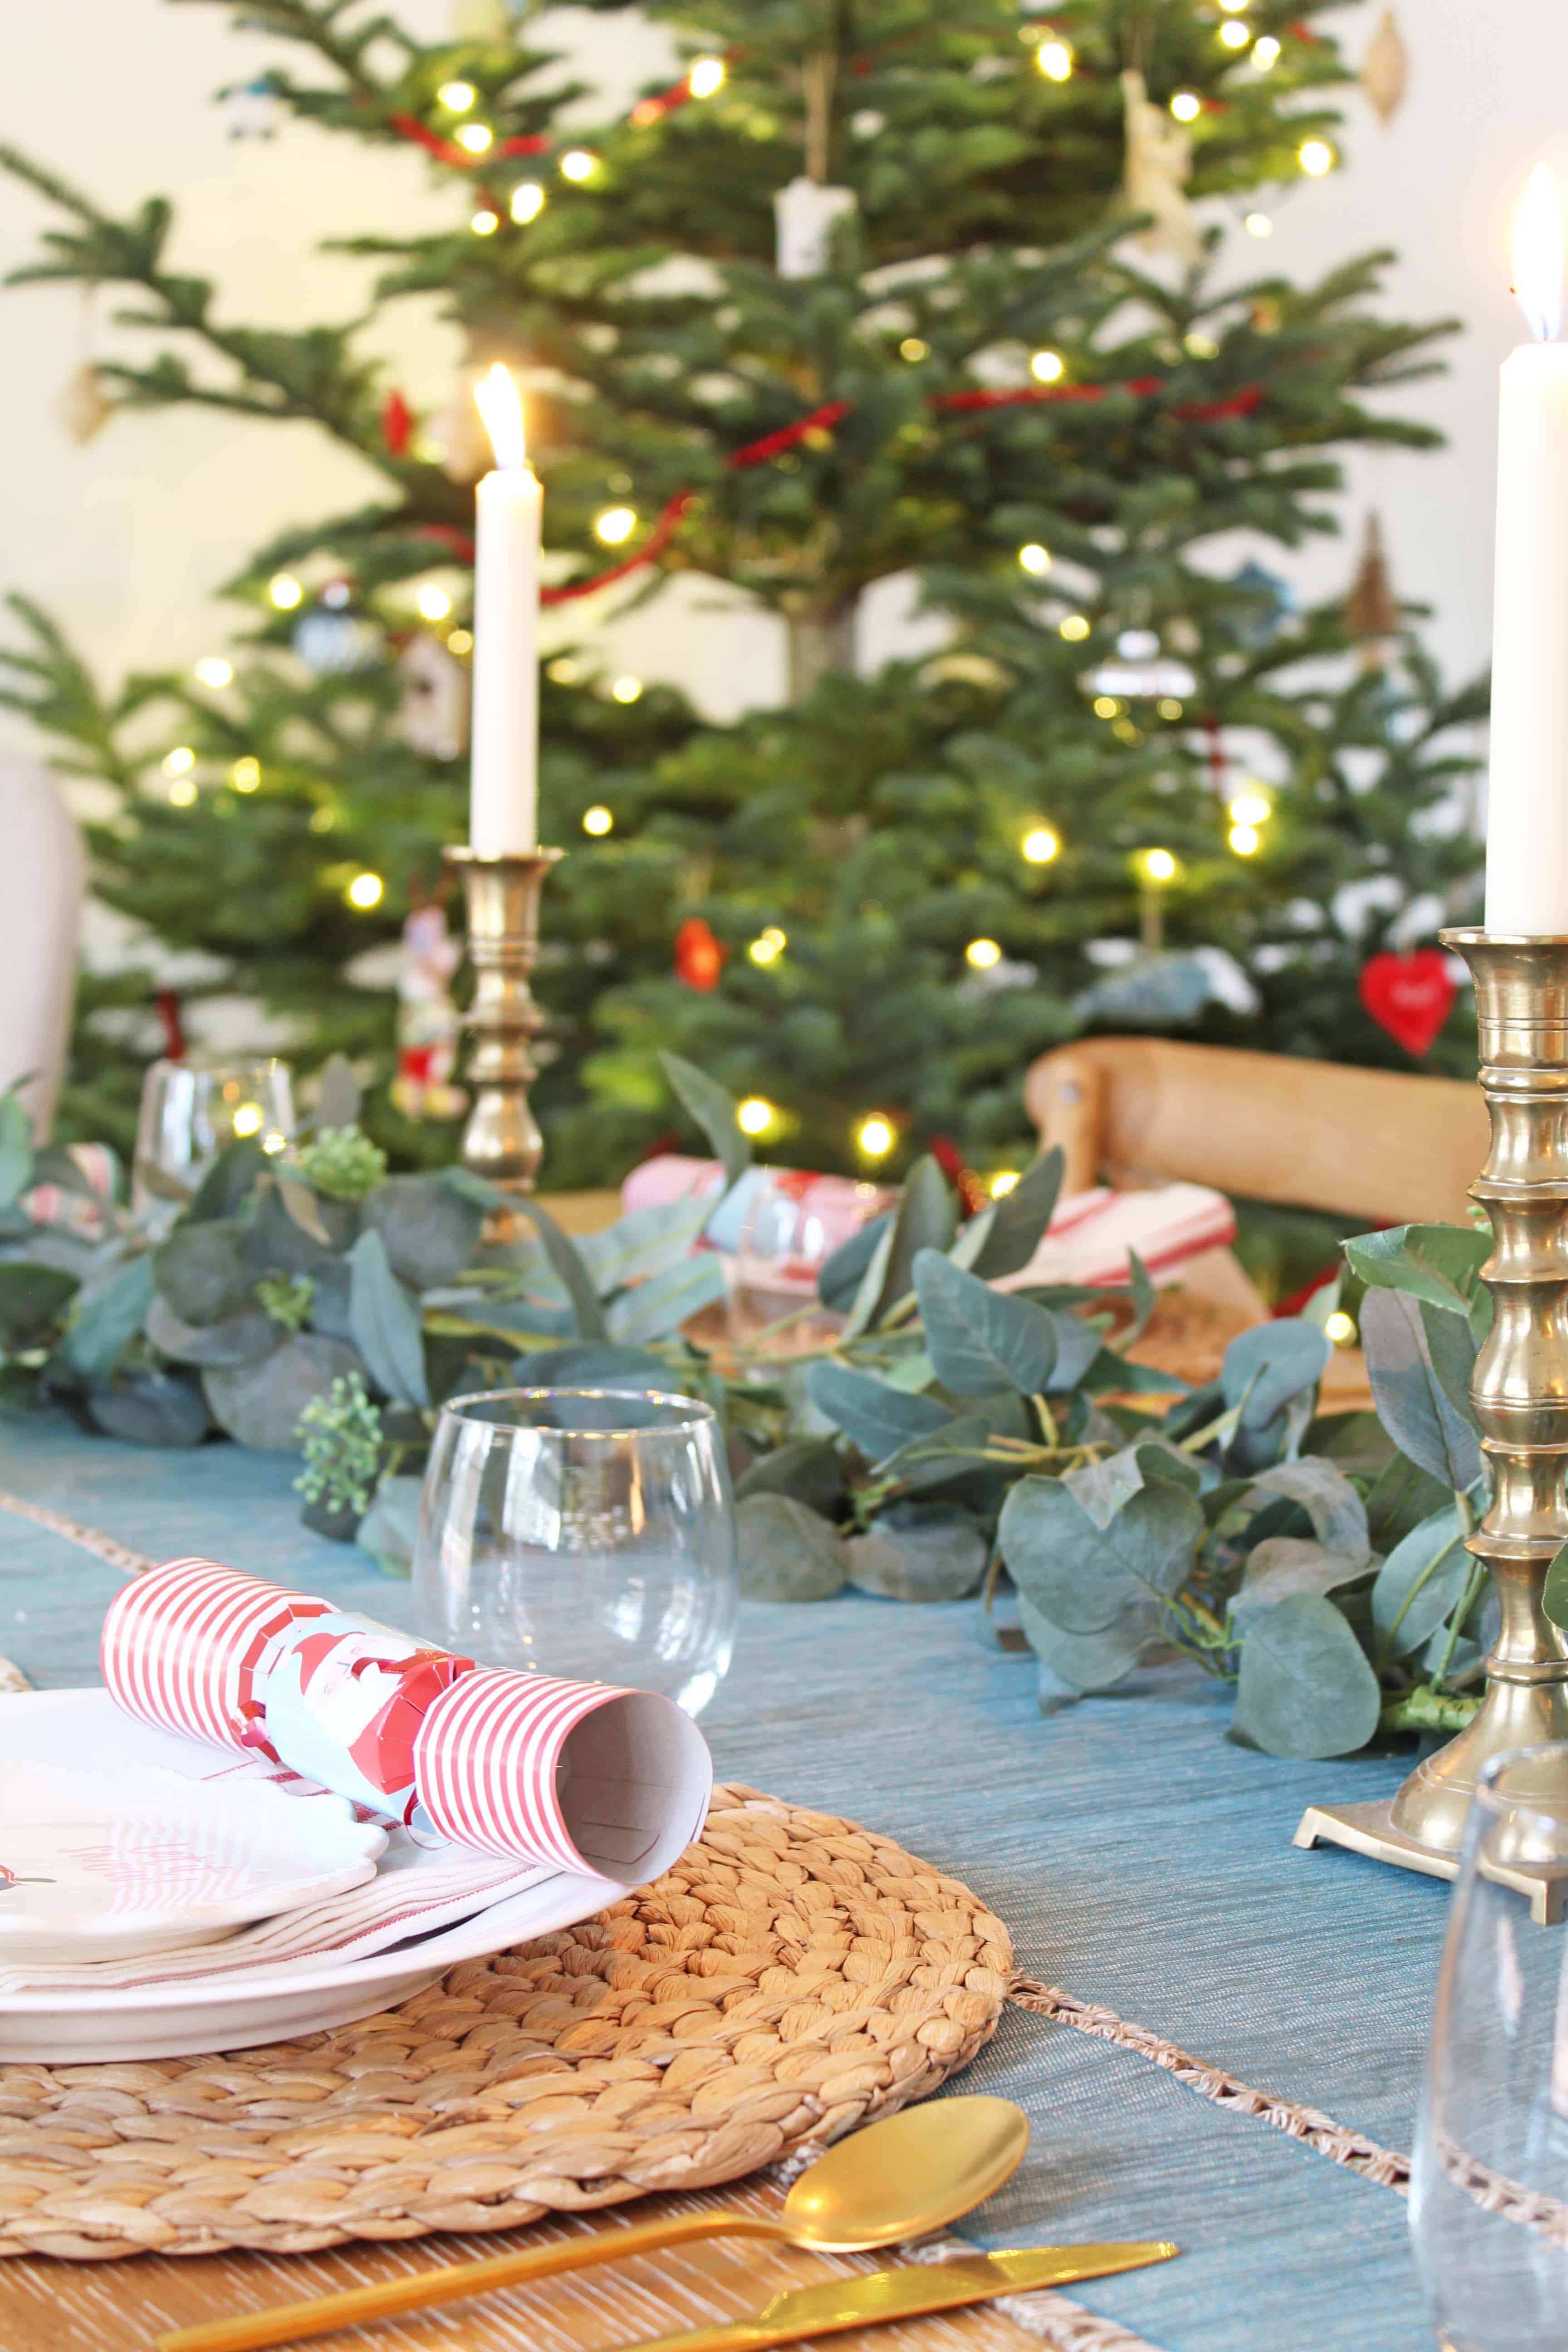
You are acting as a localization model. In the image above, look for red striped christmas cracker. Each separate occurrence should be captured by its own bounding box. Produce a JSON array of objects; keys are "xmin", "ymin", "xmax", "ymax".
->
[{"xmin": 101, "ymin": 1561, "xmax": 711, "ymax": 1882}]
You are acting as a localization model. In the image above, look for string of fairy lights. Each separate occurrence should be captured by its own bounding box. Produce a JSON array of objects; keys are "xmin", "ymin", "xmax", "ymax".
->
[{"xmin": 157, "ymin": 6, "xmax": 1327, "ymax": 1174}]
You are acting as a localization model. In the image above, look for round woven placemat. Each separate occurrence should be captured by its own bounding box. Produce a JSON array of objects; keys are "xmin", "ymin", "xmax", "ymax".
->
[{"xmin": 0, "ymin": 1784, "xmax": 1012, "ymax": 2262}]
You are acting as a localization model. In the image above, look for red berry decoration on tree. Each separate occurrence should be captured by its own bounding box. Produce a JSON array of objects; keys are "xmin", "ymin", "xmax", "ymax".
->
[
  {"xmin": 1358, "ymin": 948, "xmax": 1457, "ymax": 1057},
  {"xmin": 674, "ymin": 916, "xmax": 726, "ymax": 991},
  {"xmin": 381, "ymin": 388, "xmax": 413, "ymax": 458}
]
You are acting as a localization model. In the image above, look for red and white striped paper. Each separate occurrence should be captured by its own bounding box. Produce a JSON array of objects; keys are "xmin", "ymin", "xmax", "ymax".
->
[{"xmin": 101, "ymin": 1561, "xmax": 711, "ymax": 1884}]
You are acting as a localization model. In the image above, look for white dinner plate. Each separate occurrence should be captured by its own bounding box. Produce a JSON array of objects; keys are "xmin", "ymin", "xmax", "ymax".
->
[
  {"xmin": 0, "ymin": 1759, "xmax": 386, "ymax": 1963},
  {"xmin": 0, "ymin": 1691, "xmax": 617, "ymax": 2063}
]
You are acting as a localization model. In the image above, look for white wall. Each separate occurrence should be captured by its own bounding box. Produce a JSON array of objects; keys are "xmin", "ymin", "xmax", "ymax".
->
[{"xmin": 0, "ymin": 0, "xmax": 1560, "ymax": 741}]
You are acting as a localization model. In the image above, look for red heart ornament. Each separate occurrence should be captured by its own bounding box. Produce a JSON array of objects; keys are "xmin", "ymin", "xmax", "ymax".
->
[{"xmin": 1358, "ymin": 947, "xmax": 1457, "ymax": 1057}]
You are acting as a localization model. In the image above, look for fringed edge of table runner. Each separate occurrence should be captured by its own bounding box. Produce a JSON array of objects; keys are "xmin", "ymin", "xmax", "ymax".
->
[{"xmin": 1008, "ymin": 1976, "xmax": 1411, "ymax": 2191}]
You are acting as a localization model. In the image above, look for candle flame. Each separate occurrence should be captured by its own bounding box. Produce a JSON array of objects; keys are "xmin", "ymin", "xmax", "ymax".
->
[
  {"xmin": 473, "ymin": 363, "xmax": 527, "ymax": 469},
  {"xmin": 1514, "ymin": 164, "xmax": 1564, "ymax": 343}
]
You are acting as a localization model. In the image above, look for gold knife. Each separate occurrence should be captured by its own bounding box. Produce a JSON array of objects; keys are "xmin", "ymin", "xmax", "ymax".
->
[{"xmin": 615, "ymin": 2242, "xmax": 1180, "ymax": 2352}]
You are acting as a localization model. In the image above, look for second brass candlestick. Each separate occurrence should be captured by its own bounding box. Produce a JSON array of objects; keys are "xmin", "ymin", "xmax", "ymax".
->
[
  {"xmin": 1298, "ymin": 929, "xmax": 1568, "ymax": 1920},
  {"xmin": 444, "ymin": 845, "xmax": 564, "ymax": 1194}
]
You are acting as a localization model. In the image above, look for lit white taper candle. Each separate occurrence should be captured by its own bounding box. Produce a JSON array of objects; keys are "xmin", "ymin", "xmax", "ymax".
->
[
  {"xmin": 469, "ymin": 364, "xmax": 541, "ymax": 856},
  {"xmin": 1487, "ymin": 166, "xmax": 1568, "ymax": 934}
]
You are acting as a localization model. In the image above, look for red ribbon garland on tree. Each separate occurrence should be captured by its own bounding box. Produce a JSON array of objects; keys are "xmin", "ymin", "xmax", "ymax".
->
[{"xmin": 416, "ymin": 377, "xmax": 1264, "ymax": 600}]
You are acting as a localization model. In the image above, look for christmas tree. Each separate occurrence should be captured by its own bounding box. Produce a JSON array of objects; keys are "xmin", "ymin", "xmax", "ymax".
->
[{"xmin": 0, "ymin": 0, "xmax": 1482, "ymax": 1189}]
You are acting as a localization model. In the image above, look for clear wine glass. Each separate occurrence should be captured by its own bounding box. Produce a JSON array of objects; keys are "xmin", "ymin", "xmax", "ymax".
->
[
  {"xmin": 411, "ymin": 1389, "xmax": 738, "ymax": 1718},
  {"xmin": 1410, "ymin": 1743, "xmax": 1568, "ymax": 2352},
  {"xmin": 132, "ymin": 1058, "xmax": 294, "ymax": 1228}
]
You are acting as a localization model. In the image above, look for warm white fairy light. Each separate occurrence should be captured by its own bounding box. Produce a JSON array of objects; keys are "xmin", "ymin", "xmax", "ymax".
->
[
  {"xmin": 1037, "ymin": 39, "xmax": 1073, "ymax": 82},
  {"xmin": 965, "ymin": 937, "xmax": 1002, "ymax": 970},
  {"xmin": 231, "ymin": 1103, "xmax": 263, "ymax": 1137},
  {"xmin": 1324, "ymin": 1310, "xmax": 1357, "ymax": 1347},
  {"xmin": 1299, "ymin": 138, "xmax": 1334, "ymax": 176},
  {"xmin": 231, "ymin": 757, "xmax": 260, "ymax": 792},
  {"xmin": 688, "ymin": 56, "xmax": 725, "ymax": 98},
  {"xmin": 167, "ymin": 777, "xmax": 197, "ymax": 807},
  {"xmin": 1229, "ymin": 823, "xmax": 1261, "ymax": 856},
  {"xmin": 346, "ymin": 871, "xmax": 383, "ymax": 909},
  {"xmin": 582, "ymin": 804, "xmax": 613, "ymax": 835},
  {"xmin": 438, "ymin": 81, "xmax": 475, "ymax": 112},
  {"xmin": 595, "ymin": 505, "xmax": 637, "ymax": 544},
  {"xmin": 857, "ymin": 1114, "xmax": 895, "ymax": 1158},
  {"xmin": 269, "ymin": 573, "xmax": 303, "ymax": 609},
  {"xmin": 901, "ymin": 336, "xmax": 929, "ymax": 361},
  {"xmin": 1230, "ymin": 789, "xmax": 1272, "ymax": 826},
  {"xmin": 416, "ymin": 584, "xmax": 452, "ymax": 621},
  {"xmin": 163, "ymin": 747, "xmax": 195, "ymax": 775},
  {"xmin": 1022, "ymin": 827, "xmax": 1059, "ymax": 864},
  {"xmin": 737, "ymin": 1096, "xmax": 776, "ymax": 1136},
  {"xmin": 448, "ymin": 627, "xmax": 473, "ymax": 654},
  {"xmin": 1158, "ymin": 697, "xmax": 1185, "ymax": 720},
  {"xmin": 1252, "ymin": 35, "xmax": 1280, "ymax": 67},
  {"xmin": 1245, "ymin": 212, "xmax": 1273, "ymax": 237},
  {"xmin": 1219, "ymin": 20, "xmax": 1250, "ymax": 47},
  {"xmin": 1059, "ymin": 613, "xmax": 1090, "ymax": 641},
  {"xmin": 456, "ymin": 122, "xmax": 493, "ymax": 153},
  {"xmin": 1170, "ymin": 91, "xmax": 1201, "ymax": 122},
  {"xmin": 1030, "ymin": 349, "xmax": 1064, "ymax": 383},
  {"xmin": 1142, "ymin": 848, "xmax": 1178, "ymax": 884},
  {"xmin": 194, "ymin": 657, "xmax": 232, "ymax": 688},
  {"xmin": 749, "ymin": 926, "xmax": 787, "ymax": 964},
  {"xmin": 560, "ymin": 149, "xmax": 596, "ymax": 181},
  {"xmin": 611, "ymin": 676, "xmax": 643, "ymax": 703},
  {"xmin": 1018, "ymin": 543, "xmax": 1051, "ymax": 575},
  {"xmin": 990, "ymin": 1170, "xmax": 1020, "ymax": 1198},
  {"xmin": 470, "ymin": 209, "xmax": 500, "ymax": 235},
  {"xmin": 511, "ymin": 182, "xmax": 545, "ymax": 223}
]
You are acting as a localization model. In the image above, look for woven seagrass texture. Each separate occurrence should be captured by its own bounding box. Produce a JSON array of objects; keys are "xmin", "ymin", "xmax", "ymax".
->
[{"xmin": 0, "ymin": 1784, "xmax": 1012, "ymax": 2263}]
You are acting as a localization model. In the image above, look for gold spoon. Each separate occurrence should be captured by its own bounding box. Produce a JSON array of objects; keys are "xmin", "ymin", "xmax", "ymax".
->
[{"xmin": 154, "ymin": 2095, "xmax": 1031, "ymax": 2352}]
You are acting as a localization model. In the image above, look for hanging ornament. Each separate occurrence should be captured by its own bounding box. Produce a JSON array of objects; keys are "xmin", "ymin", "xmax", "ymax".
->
[
  {"xmin": 424, "ymin": 382, "xmax": 492, "ymax": 484},
  {"xmin": 57, "ymin": 360, "xmax": 112, "ymax": 446},
  {"xmin": 1090, "ymin": 628, "xmax": 1196, "ymax": 702},
  {"xmin": 155, "ymin": 989, "xmax": 186, "ymax": 1063},
  {"xmin": 1360, "ymin": 8, "xmax": 1409, "ymax": 127},
  {"xmin": 293, "ymin": 601, "xmax": 382, "ymax": 674},
  {"xmin": 220, "ymin": 72, "xmax": 283, "ymax": 140},
  {"xmin": 453, "ymin": 0, "xmax": 511, "ymax": 35},
  {"xmin": 397, "ymin": 632, "xmax": 470, "ymax": 761},
  {"xmin": 674, "ymin": 916, "xmax": 727, "ymax": 991},
  {"xmin": 1359, "ymin": 948, "xmax": 1455, "ymax": 1057},
  {"xmin": 1230, "ymin": 559, "xmax": 1296, "ymax": 645},
  {"xmin": 1344, "ymin": 511, "xmax": 1401, "ymax": 670},
  {"xmin": 391, "ymin": 902, "xmax": 468, "ymax": 1121},
  {"xmin": 1118, "ymin": 70, "xmax": 1204, "ymax": 268},
  {"xmin": 774, "ymin": 179, "xmax": 858, "ymax": 279},
  {"xmin": 381, "ymin": 388, "xmax": 413, "ymax": 458}
]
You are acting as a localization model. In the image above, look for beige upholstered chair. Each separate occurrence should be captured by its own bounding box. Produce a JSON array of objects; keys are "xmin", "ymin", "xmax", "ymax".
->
[{"xmin": 0, "ymin": 759, "xmax": 83, "ymax": 1139}]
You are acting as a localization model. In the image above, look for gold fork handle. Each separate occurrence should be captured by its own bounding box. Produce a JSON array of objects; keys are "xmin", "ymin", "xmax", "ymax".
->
[{"xmin": 152, "ymin": 2212, "xmax": 784, "ymax": 2352}]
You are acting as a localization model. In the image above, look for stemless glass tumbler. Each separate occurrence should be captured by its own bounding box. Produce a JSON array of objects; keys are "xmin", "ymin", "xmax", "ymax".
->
[
  {"xmin": 412, "ymin": 1390, "xmax": 738, "ymax": 1718},
  {"xmin": 1411, "ymin": 1745, "xmax": 1568, "ymax": 2352},
  {"xmin": 132, "ymin": 1057, "xmax": 294, "ymax": 1226}
]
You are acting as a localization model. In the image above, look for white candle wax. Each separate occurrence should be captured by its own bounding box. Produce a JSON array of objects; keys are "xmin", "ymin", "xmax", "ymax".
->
[
  {"xmin": 468, "ymin": 367, "xmax": 541, "ymax": 857},
  {"xmin": 1485, "ymin": 342, "xmax": 1568, "ymax": 933}
]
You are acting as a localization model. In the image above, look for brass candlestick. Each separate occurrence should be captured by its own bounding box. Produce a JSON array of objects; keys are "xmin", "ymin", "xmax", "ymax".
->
[
  {"xmin": 1298, "ymin": 930, "xmax": 1568, "ymax": 1921},
  {"xmin": 444, "ymin": 846, "xmax": 564, "ymax": 1193}
]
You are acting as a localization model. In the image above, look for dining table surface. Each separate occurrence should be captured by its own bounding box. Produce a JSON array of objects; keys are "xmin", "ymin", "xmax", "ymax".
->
[{"xmin": 0, "ymin": 1411, "xmax": 1452, "ymax": 2352}]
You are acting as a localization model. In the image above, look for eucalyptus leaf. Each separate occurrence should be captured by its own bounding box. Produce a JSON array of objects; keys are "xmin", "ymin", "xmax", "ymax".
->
[
  {"xmin": 870, "ymin": 1415, "xmax": 998, "ymax": 1495},
  {"xmin": 153, "ymin": 1222, "xmax": 255, "ymax": 1327},
  {"xmin": 1017, "ymin": 1591, "xmax": 1161, "ymax": 1693},
  {"xmin": 88, "ymin": 1371, "xmax": 209, "ymax": 1448},
  {"xmin": 1222, "ymin": 1321, "xmax": 1333, "ymax": 1428},
  {"xmin": 999, "ymin": 1472, "xmax": 1203, "ymax": 1635},
  {"xmin": 1345, "ymin": 1223, "xmax": 1492, "ymax": 1339},
  {"xmin": 146, "ymin": 1292, "xmax": 279, "ymax": 1367},
  {"xmin": 65, "ymin": 1253, "xmax": 154, "ymax": 1383},
  {"xmin": 967, "ymin": 1149, "xmax": 1066, "ymax": 1281},
  {"xmin": 914, "ymin": 1250, "xmax": 1059, "ymax": 1396},
  {"xmin": 510, "ymin": 1342, "xmax": 671, "ymax": 1390},
  {"xmin": 278, "ymin": 1176, "xmax": 333, "ymax": 1247},
  {"xmin": 840, "ymin": 1219, "xmax": 896, "ymax": 1340},
  {"xmin": 241, "ymin": 1181, "xmax": 333, "ymax": 1276},
  {"xmin": 356, "ymin": 1475, "xmax": 424, "ymax": 1577},
  {"xmin": 363, "ymin": 1175, "xmax": 484, "ymax": 1290},
  {"xmin": 1245, "ymin": 1460, "xmax": 1371, "ymax": 1565},
  {"xmin": 818, "ymin": 1211, "xmax": 893, "ymax": 1313},
  {"xmin": 1361, "ymin": 1288, "xmax": 1484, "ymax": 1491},
  {"xmin": 1372, "ymin": 1504, "xmax": 1473, "ymax": 1656},
  {"xmin": 348, "ymin": 1229, "xmax": 430, "ymax": 1408},
  {"xmin": 1232, "ymin": 1593, "xmax": 1382, "ymax": 1759},
  {"xmin": 307, "ymin": 1254, "xmax": 353, "ymax": 1340},
  {"xmin": 805, "ymin": 1361, "xmax": 953, "ymax": 1463},
  {"xmin": 736, "ymin": 1494, "xmax": 848, "ymax": 1601},
  {"xmin": 604, "ymin": 1250, "xmax": 726, "ymax": 1344},
  {"xmin": 1230, "ymin": 1539, "xmax": 1372, "ymax": 1628},
  {"xmin": 0, "ymin": 1094, "xmax": 33, "ymax": 1211},
  {"xmin": 1365, "ymin": 1446, "xmax": 1455, "ymax": 1554},
  {"xmin": 0, "ymin": 1262, "xmax": 76, "ymax": 1348},
  {"xmin": 187, "ymin": 1138, "xmax": 268, "ymax": 1224},
  {"xmin": 660, "ymin": 1051, "xmax": 749, "ymax": 1191},
  {"xmin": 204, "ymin": 1333, "xmax": 360, "ymax": 1451},
  {"xmin": 848, "ymin": 1511, "xmax": 988, "ymax": 1601},
  {"xmin": 575, "ymin": 1200, "xmax": 708, "ymax": 1294},
  {"xmin": 446, "ymin": 1175, "xmax": 610, "ymax": 1342},
  {"xmin": 314, "ymin": 1052, "xmax": 362, "ymax": 1132},
  {"xmin": 1545, "ymin": 1541, "xmax": 1568, "ymax": 1635},
  {"xmin": 734, "ymin": 1438, "xmax": 847, "ymax": 1518},
  {"xmin": 864, "ymin": 1156, "xmax": 957, "ymax": 1329}
]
